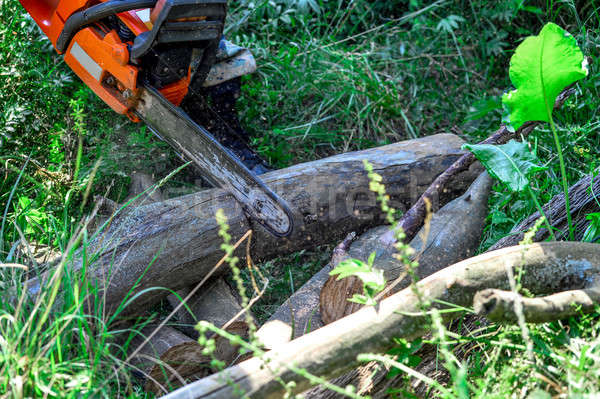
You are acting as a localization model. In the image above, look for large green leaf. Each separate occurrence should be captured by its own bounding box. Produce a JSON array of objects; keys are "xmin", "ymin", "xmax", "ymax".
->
[
  {"xmin": 502, "ymin": 22, "xmax": 588, "ymax": 131},
  {"xmin": 463, "ymin": 140, "xmax": 546, "ymax": 192}
]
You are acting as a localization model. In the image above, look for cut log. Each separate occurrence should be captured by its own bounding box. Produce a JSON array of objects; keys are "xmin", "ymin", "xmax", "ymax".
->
[
  {"xmin": 158, "ymin": 242, "xmax": 600, "ymax": 399},
  {"xmin": 88, "ymin": 171, "xmax": 164, "ymax": 237},
  {"xmin": 254, "ymin": 233, "xmax": 356, "ymax": 348},
  {"xmin": 303, "ymin": 172, "xmax": 492, "ymax": 398},
  {"xmin": 167, "ymin": 277, "xmax": 251, "ymax": 365},
  {"xmin": 489, "ymin": 168, "xmax": 600, "ymax": 250},
  {"xmin": 29, "ymin": 134, "xmax": 480, "ymax": 314},
  {"xmin": 320, "ymin": 172, "xmax": 493, "ymax": 325},
  {"xmin": 256, "ymin": 171, "xmax": 492, "ymax": 349},
  {"xmin": 129, "ymin": 324, "xmax": 212, "ymax": 394}
]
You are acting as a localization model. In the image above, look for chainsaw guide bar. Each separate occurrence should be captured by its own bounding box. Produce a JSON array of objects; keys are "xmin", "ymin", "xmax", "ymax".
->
[{"xmin": 135, "ymin": 84, "xmax": 294, "ymax": 237}]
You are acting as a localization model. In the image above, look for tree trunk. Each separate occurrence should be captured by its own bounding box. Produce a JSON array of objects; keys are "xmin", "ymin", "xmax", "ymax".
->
[{"xmin": 29, "ymin": 134, "xmax": 480, "ymax": 314}]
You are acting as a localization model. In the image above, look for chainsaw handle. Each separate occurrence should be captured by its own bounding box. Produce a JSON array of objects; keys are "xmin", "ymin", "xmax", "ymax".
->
[{"xmin": 56, "ymin": 0, "xmax": 156, "ymax": 53}]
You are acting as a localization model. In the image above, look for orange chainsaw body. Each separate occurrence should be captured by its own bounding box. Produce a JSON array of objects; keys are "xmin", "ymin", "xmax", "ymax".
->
[{"xmin": 19, "ymin": 0, "xmax": 190, "ymax": 120}]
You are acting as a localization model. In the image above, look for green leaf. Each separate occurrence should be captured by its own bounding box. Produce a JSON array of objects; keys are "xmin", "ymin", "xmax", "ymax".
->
[
  {"xmin": 582, "ymin": 212, "xmax": 600, "ymax": 242},
  {"xmin": 502, "ymin": 22, "xmax": 588, "ymax": 131},
  {"xmin": 463, "ymin": 140, "xmax": 546, "ymax": 192},
  {"xmin": 367, "ymin": 251, "xmax": 376, "ymax": 267},
  {"xmin": 330, "ymin": 258, "xmax": 386, "ymax": 305},
  {"xmin": 329, "ymin": 259, "xmax": 368, "ymax": 280},
  {"xmin": 348, "ymin": 294, "xmax": 376, "ymax": 306}
]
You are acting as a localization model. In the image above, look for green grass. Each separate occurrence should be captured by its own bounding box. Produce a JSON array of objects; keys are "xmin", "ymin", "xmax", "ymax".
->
[
  {"xmin": 0, "ymin": 198, "xmax": 157, "ymax": 397},
  {"xmin": 1, "ymin": 0, "xmax": 600, "ymax": 397}
]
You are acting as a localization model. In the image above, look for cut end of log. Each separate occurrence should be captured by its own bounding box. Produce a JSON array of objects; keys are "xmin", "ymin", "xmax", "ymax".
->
[
  {"xmin": 255, "ymin": 319, "xmax": 294, "ymax": 349},
  {"xmin": 168, "ymin": 277, "xmax": 252, "ymax": 365},
  {"xmin": 129, "ymin": 325, "xmax": 213, "ymax": 394},
  {"xmin": 144, "ymin": 341, "xmax": 213, "ymax": 394},
  {"xmin": 320, "ymin": 275, "xmax": 364, "ymax": 325}
]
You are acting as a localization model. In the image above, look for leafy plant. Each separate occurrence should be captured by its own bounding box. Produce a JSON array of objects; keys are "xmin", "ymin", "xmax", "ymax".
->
[
  {"xmin": 463, "ymin": 140, "xmax": 546, "ymax": 192},
  {"xmin": 582, "ymin": 212, "xmax": 600, "ymax": 243},
  {"xmin": 464, "ymin": 140, "xmax": 555, "ymax": 240},
  {"xmin": 502, "ymin": 22, "xmax": 588, "ymax": 239},
  {"xmin": 329, "ymin": 253, "xmax": 386, "ymax": 306},
  {"xmin": 502, "ymin": 23, "xmax": 588, "ymax": 130},
  {"xmin": 465, "ymin": 22, "xmax": 589, "ymax": 242}
]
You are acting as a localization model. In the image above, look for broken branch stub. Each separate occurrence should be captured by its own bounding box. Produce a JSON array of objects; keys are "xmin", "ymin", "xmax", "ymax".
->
[{"xmin": 474, "ymin": 287, "xmax": 600, "ymax": 324}]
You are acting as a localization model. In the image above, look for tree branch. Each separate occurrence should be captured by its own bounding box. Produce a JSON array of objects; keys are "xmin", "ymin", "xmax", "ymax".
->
[{"xmin": 474, "ymin": 287, "xmax": 600, "ymax": 324}]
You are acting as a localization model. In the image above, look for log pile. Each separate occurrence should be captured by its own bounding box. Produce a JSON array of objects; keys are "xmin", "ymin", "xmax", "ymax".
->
[
  {"xmin": 160, "ymin": 242, "xmax": 600, "ymax": 399},
  {"xmin": 256, "ymin": 171, "xmax": 492, "ymax": 347},
  {"xmin": 148, "ymin": 88, "xmax": 598, "ymax": 398},
  {"xmin": 28, "ymin": 133, "xmax": 480, "ymax": 314},
  {"xmin": 27, "ymin": 96, "xmax": 600, "ymax": 398}
]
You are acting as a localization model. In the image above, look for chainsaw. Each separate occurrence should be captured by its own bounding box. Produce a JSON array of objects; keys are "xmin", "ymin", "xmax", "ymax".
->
[{"xmin": 19, "ymin": 0, "xmax": 293, "ymax": 237}]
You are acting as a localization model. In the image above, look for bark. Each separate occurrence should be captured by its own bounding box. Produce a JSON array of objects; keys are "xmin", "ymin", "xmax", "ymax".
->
[
  {"xmin": 255, "ymin": 233, "xmax": 356, "ymax": 349},
  {"xmin": 257, "ymin": 172, "xmax": 491, "ymax": 353},
  {"xmin": 320, "ymin": 172, "xmax": 493, "ymax": 325},
  {"xmin": 302, "ymin": 172, "xmax": 492, "ymax": 398},
  {"xmin": 129, "ymin": 324, "xmax": 213, "ymax": 394},
  {"xmin": 28, "ymin": 134, "xmax": 480, "ymax": 314},
  {"xmin": 489, "ymin": 167, "xmax": 600, "ymax": 250},
  {"xmin": 88, "ymin": 172, "xmax": 164, "ymax": 239},
  {"xmin": 167, "ymin": 277, "xmax": 251, "ymax": 365},
  {"xmin": 474, "ymin": 286, "xmax": 600, "ymax": 324},
  {"xmin": 126, "ymin": 171, "xmax": 165, "ymax": 204},
  {"xmin": 379, "ymin": 87, "xmax": 576, "ymax": 245},
  {"xmin": 157, "ymin": 242, "xmax": 600, "ymax": 399}
]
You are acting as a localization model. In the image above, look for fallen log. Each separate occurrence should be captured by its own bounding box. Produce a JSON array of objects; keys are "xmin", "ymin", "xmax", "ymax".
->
[
  {"xmin": 305, "ymin": 172, "xmax": 492, "ymax": 398},
  {"xmin": 129, "ymin": 324, "xmax": 212, "ymax": 394},
  {"xmin": 489, "ymin": 168, "xmax": 600, "ymax": 250},
  {"xmin": 320, "ymin": 172, "xmax": 493, "ymax": 325},
  {"xmin": 256, "ymin": 171, "xmax": 492, "ymax": 348},
  {"xmin": 29, "ymin": 134, "xmax": 480, "ymax": 313},
  {"xmin": 167, "ymin": 276, "xmax": 251, "ymax": 365},
  {"xmin": 158, "ymin": 242, "xmax": 600, "ymax": 399},
  {"xmin": 255, "ymin": 233, "xmax": 356, "ymax": 348}
]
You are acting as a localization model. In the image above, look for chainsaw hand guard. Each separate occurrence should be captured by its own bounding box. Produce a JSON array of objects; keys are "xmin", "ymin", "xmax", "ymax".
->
[{"xmin": 130, "ymin": 0, "xmax": 226, "ymax": 61}]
